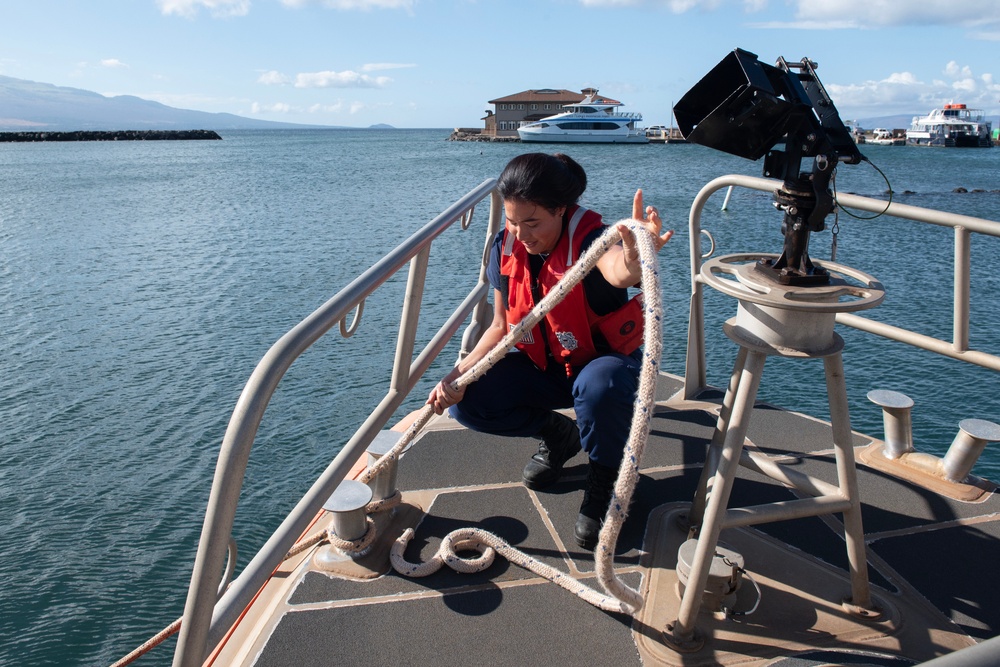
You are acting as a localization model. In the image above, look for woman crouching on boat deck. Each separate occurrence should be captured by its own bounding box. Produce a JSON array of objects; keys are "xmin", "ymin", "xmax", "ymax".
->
[{"xmin": 427, "ymin": 152, "xmax": 672, "ymax": 550}]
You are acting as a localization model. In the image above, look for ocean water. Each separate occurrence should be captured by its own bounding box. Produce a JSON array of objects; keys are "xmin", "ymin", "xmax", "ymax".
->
[{"xmin": 1, "ymin": 129, "xmax": 998, "ymax": 665}]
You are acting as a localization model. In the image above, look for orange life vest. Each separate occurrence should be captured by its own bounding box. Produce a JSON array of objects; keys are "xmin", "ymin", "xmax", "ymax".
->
[{"xmin": 500, "ymin": 205, "xmax": 642, "ymax": 374}]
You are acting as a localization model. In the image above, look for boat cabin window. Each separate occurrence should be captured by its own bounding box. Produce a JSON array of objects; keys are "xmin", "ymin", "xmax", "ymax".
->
[{"xmin": 555, "ymin": 121, "xmax": 621, "ymax": 131}]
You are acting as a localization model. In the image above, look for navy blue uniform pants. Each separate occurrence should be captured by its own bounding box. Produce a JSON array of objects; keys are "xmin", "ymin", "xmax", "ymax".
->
[{"xmin": 449, "ymin": 349, "xmax": 642, "ymax": 469}]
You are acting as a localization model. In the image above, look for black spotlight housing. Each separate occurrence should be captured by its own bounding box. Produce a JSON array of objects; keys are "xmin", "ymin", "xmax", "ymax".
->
[{"xmin": 673, "ymin": 48, "xmax": 863, "ymax": 285}]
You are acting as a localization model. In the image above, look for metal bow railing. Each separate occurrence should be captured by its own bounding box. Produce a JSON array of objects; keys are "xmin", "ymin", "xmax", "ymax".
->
[{"xmin": 171, "ymin": 180, "xmax": 502, "ymax": 667}]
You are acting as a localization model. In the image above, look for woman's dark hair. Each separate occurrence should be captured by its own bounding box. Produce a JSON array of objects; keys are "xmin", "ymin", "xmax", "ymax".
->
[{"xmin": 497, "ymin": 153, "xmax": 587, "ymax": 212}]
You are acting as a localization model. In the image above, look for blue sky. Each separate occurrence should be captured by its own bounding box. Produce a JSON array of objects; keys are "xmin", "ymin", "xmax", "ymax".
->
[{"xmin": 2, "ymin": 0, "xmax": 998, "ymax": 128}]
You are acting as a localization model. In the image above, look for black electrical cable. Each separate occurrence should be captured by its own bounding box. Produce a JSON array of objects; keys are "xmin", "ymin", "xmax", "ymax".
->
[{"xmin": 833, "ymin": 154, "xmax": 893, "ymax": 221}]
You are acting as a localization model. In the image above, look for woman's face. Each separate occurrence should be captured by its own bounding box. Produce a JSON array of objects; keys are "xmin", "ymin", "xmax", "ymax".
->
[{"xmin": 504, "ymin": 199, "xmax": 565, "ymax": 255}]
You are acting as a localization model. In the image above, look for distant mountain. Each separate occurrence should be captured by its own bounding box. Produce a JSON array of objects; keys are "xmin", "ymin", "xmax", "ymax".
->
[
  {"xmin": 0, "ymin": 75, "xmax": 336, "ymax": 131},
  {"xmin": 857, "ymin": 114, "xmax": 917, "ymax": 131}
]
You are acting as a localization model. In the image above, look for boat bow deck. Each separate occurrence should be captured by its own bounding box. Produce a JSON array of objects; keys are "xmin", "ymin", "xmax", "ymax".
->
[{"xmin": 212, "ymin": 373, "xmax": 998, "ymax": 666}]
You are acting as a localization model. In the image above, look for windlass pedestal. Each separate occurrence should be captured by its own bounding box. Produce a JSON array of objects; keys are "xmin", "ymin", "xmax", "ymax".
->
[{"xmin": 666, "ymin": 252, "xmax": 885, "ymax": 651}]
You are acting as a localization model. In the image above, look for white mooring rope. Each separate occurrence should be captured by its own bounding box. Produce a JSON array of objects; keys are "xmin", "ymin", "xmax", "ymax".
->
[
  {"xmin": 381, "ymin": 219, "xmax": 663, "ymax": 615},
  {"xmin": 112, "ymin": 220, "xmax": 662, "ymax": 665}
]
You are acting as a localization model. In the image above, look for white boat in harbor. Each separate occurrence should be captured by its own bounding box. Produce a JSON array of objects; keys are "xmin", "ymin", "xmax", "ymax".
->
[
  {"xmin": 869, "ymin": 128, "xmax": 904, "ymax": 146},
  {"xmin": 845, "ymin": 120, "xmax": 866, "ymax": 144},
  {"xmin": 518, "ymin": 90, "xmax": 648, "ymax": 144},
  {"xmin": 907, "ymin": 103, "xmax": 993, "ymax": 147}
]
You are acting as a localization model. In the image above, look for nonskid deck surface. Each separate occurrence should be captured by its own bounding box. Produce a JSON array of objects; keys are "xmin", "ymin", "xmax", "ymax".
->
[{"xmin": 233, "ymin": 373, "xmax": 999, "ymax": 666}]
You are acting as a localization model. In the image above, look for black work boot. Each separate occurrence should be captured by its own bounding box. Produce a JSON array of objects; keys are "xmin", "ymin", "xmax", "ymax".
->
[
  {"xmin": 522, "ymin": 412, "xmax": 582, "ymax": 490},
  {"xmin": 574, "ymin": 460, "xmax": 619, "ymax": 551}
]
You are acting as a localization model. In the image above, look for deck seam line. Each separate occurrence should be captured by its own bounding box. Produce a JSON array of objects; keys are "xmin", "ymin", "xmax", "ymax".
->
[
  {"xmin": 285, "ymin": 566, "xmax": 645, "ymax": 612},
  {"xmin": 866, "ymin": 512, "xmax": 1000, "ymax": 543}
]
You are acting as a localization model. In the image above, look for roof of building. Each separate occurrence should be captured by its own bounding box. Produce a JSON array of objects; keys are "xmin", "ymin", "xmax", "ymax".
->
[{"xmin": 488, "ymin": 88, "xmax": 622, "ymax": 106}]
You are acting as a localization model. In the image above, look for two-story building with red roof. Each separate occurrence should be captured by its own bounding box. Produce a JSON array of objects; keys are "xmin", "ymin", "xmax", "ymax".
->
[{"xmin": 482, "ymin": 88, "xmax": 622, "ymax": 138}]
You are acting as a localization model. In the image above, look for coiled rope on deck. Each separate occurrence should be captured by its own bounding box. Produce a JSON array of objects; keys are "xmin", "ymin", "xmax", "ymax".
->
[{"xmin": 384, "ymin": 219, "xmax": 663, "ymax": 615}]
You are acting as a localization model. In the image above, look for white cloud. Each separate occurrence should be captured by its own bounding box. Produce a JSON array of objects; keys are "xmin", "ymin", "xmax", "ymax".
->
[
  {"xmin": 827, "ymin": 61, "xmax": 999, "ymax": 115},
  {"xmin": 578, "ymin": 0, "xmax": 721, "ymax": 8},
  {"xmin": 251, "ymin": 101, "xmax": 292, "ymax": 114},
  {"xmin": 884, "ymin": 72, "xmax": 919, "ymax": 85},
  {"xmin": 581, "ymin": 0, "xmax": 1000, "ymax": 33},
  {"xmin": 952, "ymin": 78, "xmax": 977, "ymax": 93},
  {"xmin": 257, "ymin": 70, "xmax": 290, "ymax": 85},
  {"xmin": 133, "ymin": 91, "xmax": 236, "ymax": 108},
  {"xmin": 747, "ymin": 19, "xmax": 857, "ymax": 29},
  {"xmin": 294, "ymin": 70, "xmax": 391, "ymax": 88},
  {"xmin": 800, "ymin": 0, "xmax": 1000, "ymax": 29},
  {"xmin": 100, "ymin": 59, "xmax": 128, "ymax": 69},
  {"xmin": 971, "ymin": 30, "xmax": 1000, "ymax": 40},
  {"xmin": 280, "ymin": 0, "xmax": 414, "ymax": 9},
  {"xmin": 308, "ymin": 102, "xmax": 345, "ymax": 113},
  {"xmin": 944, "ymin": 61, "xmax": 973, "ymax": 78},
  {"xmin": 828, "ymin": 78, "xmax": 921, "ymax": 110},
  {"xmin": 157, "ymin": 0, "xmax": 250, "ymax": 18},
  {"xmin": 667, "ymin": 0, "xmax": 706, "ymax": 11},
  {"xmin": 158, "ymin": 0, "xmax": 413, "ymax": 17},
  {"xmin": 249, "ymin": 100, "xmax": 358, "ymax": 116}
]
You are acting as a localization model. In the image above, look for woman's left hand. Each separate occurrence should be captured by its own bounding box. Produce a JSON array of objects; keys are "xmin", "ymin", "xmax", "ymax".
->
[{"xmin": 617, "ymin": 189, "xmax": 673, "ymax": 268}]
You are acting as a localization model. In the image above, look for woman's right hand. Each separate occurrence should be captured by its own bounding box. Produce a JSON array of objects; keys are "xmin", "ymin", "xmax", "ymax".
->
[
  {"xmin": 427, "ymin": 367, "xmax": 466, "ymax": 414},
  {"xmin": 427, "ymin": 287, "xmax": 506, "ymax": 414}
]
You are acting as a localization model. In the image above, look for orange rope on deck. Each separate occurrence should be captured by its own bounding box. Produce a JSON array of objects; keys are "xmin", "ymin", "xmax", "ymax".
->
[{"xmin": 110, "ymin": 617, "xmax": 182, "ymax": 667}]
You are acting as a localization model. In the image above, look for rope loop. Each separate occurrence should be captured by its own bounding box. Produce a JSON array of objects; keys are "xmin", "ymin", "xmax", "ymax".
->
[
  {"xmin": 327, "ymin": 517, "xmax": 378, "ymax": 553},
  {"xmin": 388, "ymin": 218, "xmax": 663, "ymax": 617},
  {"xmin": 390, "ymin": 527, "xmax": 497, "ymax": 577},
  {"xmin": 365, "ymin": 489, "xmax": 402, "ymax": 514}
]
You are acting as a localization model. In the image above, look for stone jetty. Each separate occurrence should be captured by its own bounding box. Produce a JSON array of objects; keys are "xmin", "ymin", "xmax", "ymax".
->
[
  {"xmin": 0, "ymin": 129, "xmax": 222, "ymax": 142},
  {"xmin": 447, "ymin": 128, "xmax": 519, "ymax": 142}
]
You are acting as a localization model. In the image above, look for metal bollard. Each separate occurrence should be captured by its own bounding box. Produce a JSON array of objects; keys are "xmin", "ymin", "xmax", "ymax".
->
[
  {"xmin": 867, "ymin": 389, "xmax": 915, "ymax": 459},
  {"xmin": 941, "ymin": 419, "xmax": 1000, "ymax": 483},
  {"xmin": 323, "ymin": 479, "xmax": 373, "ymax": 542},
  {"xmin": 366, "ymin": 430, "xmax": 407, "ymax": 503}
]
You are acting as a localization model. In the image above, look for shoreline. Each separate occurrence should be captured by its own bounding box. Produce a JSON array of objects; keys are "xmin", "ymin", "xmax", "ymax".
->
[
  {"xmin": 0, "ymin": 129, "xmax": 222, "ymax": 142},
  {"xmin": 447, "ymin": 128, "xmax": 519, "ymax": 142}
]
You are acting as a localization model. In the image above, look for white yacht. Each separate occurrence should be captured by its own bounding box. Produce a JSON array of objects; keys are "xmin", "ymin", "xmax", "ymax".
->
[
  {"xmin": 869, "ymin": 128, "xmax": 903, "ymax": 146},
  {"xmin": 907, "ymin": 104, "xmax": 993, "ymax": 147},
  {"xmin": 518, "ymin": 89, "xmax": 648, "ymax": 144}
]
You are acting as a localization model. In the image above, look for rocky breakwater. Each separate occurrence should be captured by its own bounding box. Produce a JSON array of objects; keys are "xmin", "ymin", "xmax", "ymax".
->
[
  {"xmin": 0, "ymin": 129, "xmax": 222, "ymax": 142},
  {"xmin": 447, "ymin": 128, "xmax": 519, "ymax": 142}
]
